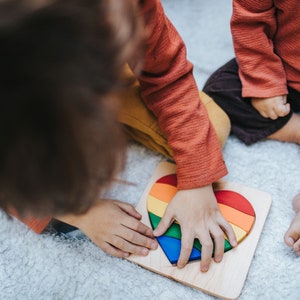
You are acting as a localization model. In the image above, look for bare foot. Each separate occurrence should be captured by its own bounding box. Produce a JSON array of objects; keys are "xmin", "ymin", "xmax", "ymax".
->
[
  {"xmin": 284, "ymin": 194, "xmax": 300, "ymax": 255},
  {"xmin": 268, "ymin": 113, "xmax": 300, "ymax": 144}
]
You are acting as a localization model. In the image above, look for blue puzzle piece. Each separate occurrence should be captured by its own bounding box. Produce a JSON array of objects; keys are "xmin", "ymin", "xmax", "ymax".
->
[{"xmin": 157, "ymin": 235, "xmax": 201, "ymax": 265}]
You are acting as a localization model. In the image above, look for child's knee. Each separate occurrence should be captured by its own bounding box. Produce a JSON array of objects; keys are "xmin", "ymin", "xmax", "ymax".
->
[{"xmin": 199, "ymin": 91, "xmax": 231, "ymax": 148}]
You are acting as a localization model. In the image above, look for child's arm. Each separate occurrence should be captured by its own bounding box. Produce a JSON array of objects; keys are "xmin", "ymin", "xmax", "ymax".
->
[
  {"xmin": 251, "ymin": 95, "xmax": 290, "ymax": 119},
  {"xmin": 133, "ymin": 0, "xmax": 236, "ymax": 271},
  {"xmin": 231, "ymin": 0, "xmax": 288, "ymax": 98}
]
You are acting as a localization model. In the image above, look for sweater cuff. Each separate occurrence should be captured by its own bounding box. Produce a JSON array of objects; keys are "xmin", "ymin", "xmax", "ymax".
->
[{"xmin": 8, "ymin": 207, "xmax": 51, "ymax": 234}]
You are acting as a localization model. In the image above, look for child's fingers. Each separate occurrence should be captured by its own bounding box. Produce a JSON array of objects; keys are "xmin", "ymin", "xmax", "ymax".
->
[
  {"xmin": 222, "ymin": 220, "xmax": 237, "ymax": 248},
  {"xmin": 177, "ymin": 231, "xmax": 194, "ymax": 269},
  {"xmin": 198, "ymin": 232, "xmax": 214, "ymax": 272},
  {"xmin": 276, "ymin": 103, "xmax": 290, "ymax": 117},
  {"xmin": 112, "ymin": 229, "xmax": 156, "ymax": 255},
  {"xmin": 126, "ymin": 217, "xmax": 157, "ymax": 240},
  {"xmin": 153, "ymin": 206, "xmax": 175, "ymax": 237},
  {"xmin": 117, "ymin": 201, "xmax": 142, "ymax": 219},
  {"xmin": 267, "ymin": 109, "xmax": 278, "ymax": 120},
  {"xmin": 99, "ymin": 240, "xmax": 130, "ymax": 258},
  {"xmin": 257, "ymin": 109, "xmax": 268, "ymax": 119}
]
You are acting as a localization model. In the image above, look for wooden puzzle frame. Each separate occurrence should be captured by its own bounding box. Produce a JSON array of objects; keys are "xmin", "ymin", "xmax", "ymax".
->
[{"xmin": 127, "ymin": 162, "xmax": 272, "ymax": 299}]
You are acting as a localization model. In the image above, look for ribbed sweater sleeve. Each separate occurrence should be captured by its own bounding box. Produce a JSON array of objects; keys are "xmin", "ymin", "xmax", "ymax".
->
[
  {"xmin": 231, "ymin": 0, "xmax": 288, "ymax": 97},
  {"xmin": 135, "ymin": 0, "xmax": 227, "ymax": 189}
]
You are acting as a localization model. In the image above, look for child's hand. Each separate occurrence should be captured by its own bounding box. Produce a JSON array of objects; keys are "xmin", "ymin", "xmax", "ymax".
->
[
  {"xmin": 153, "ymin": 185, "xmax": 237, "ymax": 272},
  {"xmin": 57, "ymin": 199, "xmax": 158, "ymax": 258},
  {"xmin": 251, "ymin": 95, "xmax": 290, "ymax": 119}
]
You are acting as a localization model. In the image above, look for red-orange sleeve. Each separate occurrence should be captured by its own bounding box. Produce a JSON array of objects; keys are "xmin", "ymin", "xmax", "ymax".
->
[
  {"xmin": 19, "ymin": 217, "xmax": 51, "ymax": 233},
  {"xmin": 133, "ymin": 0, "xmax": 227, "ymax": 189},
  {"xmin": 8, "ymin": 207, "xmax": 51, "ymax": 233},
  {"xmin": 231, "ymin": 0, "xmax": 288, "ymax": 98}
]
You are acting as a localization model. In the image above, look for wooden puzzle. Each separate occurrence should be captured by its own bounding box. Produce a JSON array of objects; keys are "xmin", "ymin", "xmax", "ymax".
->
[
  {"xmin": 127, "ymin": 162, "xmax": 272, "ymax": 299},
  {"xmin": 147, "ymin": 173, "xmax": 256, "ymax": 264}
]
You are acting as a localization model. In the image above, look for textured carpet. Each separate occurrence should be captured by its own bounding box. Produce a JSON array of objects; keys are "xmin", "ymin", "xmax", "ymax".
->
[{"xmin": 1, "ymin": 1, "xmax": 299, "ymax": 299}]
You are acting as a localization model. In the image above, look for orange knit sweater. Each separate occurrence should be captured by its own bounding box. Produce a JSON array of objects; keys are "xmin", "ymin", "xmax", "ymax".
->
[
  {"xmin": 14, "ymin": 0, "xmax": 227, "ymax": 233},
  {"xmin": 231, "ymin": 0, "xmax": 300, "ymax": 98},
  {"xmin": 136, "ymin": 0, "xmax": 227, "ymax": 190}
]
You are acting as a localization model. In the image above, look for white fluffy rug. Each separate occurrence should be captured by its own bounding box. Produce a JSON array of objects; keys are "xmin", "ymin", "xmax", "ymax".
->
[{"xmin": 1, "ymin": 1, "xmax": 299, "ymax": 299}]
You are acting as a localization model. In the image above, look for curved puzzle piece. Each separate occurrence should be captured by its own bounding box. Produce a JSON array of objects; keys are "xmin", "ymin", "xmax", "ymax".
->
[{"xmin": 147, "ymin": 174, "xmax": 256, "ymax": 265}]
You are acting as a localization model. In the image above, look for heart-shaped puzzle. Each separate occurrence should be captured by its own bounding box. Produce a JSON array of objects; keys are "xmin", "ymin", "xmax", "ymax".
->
[{"xmin": 147, "ymin": 173, "xmax": 256, "ymax": 265}]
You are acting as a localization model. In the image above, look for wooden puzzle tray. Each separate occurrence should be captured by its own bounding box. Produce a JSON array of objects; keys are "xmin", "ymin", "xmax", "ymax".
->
[{"xmin": 127, "ymin": 162, "xmax": 272, "ymax": 299}]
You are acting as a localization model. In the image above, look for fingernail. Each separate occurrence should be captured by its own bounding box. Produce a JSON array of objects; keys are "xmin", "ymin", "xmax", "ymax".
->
[
  {"xmin": 215, "ymin": 256, "xmax": 222, "ymax": 263},
  {"xmin": 201, "ymin": 266, "xmax": 208, "ymax": 272},
  {"xmin": 151, "ymin": 241, "xmax": 158, "ymax": 249},
  {"xmin": 141, "ymin": 248, "xmax": 149, "ymax": 256}
]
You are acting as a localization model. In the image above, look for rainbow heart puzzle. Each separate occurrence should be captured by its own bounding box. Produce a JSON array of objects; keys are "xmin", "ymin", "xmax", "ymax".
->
[{"xmin": 147, "ymin": 173, "xmax": 256, "ymax": 265}]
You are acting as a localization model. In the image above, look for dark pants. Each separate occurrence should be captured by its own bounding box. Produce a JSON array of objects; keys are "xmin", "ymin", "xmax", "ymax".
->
[{"xmin": 203, "ymin": 58, "xmax": 300, "ymax": 145}]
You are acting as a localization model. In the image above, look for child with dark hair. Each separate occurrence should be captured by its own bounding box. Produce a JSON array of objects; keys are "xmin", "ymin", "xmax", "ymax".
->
[
  {"xmin": 0, "ymin": 0, "xmax": 237, "ymax": 273},
  {"xmin": 0, "ymin": 0, "xmax": 146, "ymax": 252},
  {"xmin": 203, "ymin": 0, "xmax": 300, "ymax": 255}
]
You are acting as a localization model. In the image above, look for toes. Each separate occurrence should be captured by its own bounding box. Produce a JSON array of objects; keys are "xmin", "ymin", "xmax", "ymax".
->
[{"xmin": 292, "ymin": 194, "xmax": 300, "ymax": 212}]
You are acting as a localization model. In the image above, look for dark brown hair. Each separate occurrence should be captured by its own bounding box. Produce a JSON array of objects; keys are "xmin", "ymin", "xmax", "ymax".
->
[{"xmin": 0, "ymin": 0, "xmax": 144, "ymax": 217}]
